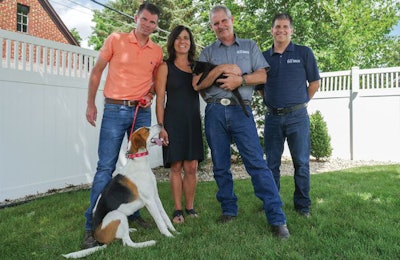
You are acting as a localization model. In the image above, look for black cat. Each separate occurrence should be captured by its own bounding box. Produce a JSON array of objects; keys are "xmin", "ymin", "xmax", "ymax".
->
[{"xmin": 191, "ymin": 61, "xmax": 250, "ymax": 117}]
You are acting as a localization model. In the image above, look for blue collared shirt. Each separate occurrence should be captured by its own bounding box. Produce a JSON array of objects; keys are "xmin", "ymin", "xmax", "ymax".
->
[
  {"xmin": 262, "ymin": 42, "xmax": 320, "ymax": 108},
  {"xmin": 199, "ymin": 36, "xmax": 269, "ymax": 101}
]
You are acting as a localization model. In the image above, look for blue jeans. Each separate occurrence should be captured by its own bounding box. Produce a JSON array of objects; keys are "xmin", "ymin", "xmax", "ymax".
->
[
  {"xmin": 84, "ymin": 103, "xmax": 151, "ymax": 231},
  {"xmin": 264, "ymin": 107, "xmax": 311, "ymax": 213},
  {"xmin": 205, "ymin": 103, "xmax": 286, "ymax": 226}
]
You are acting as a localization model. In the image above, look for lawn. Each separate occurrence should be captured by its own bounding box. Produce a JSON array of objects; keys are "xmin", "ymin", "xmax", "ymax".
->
[{"xmin": 0, "ymin": 164, "xmax": 399, "ymax": 259}]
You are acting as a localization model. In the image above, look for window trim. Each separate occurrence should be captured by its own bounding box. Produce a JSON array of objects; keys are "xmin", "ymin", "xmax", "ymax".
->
[{"xmin": 17, "ymin": 4, "xmax": 29, "ymax": 33}]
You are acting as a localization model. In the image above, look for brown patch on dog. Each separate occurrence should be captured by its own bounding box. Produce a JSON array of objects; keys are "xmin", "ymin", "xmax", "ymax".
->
[
  {"xmin": 120, "ymin": 175, "xmax": 140, "ymax": 200},
  {"xmin": 128, "ymin": 127, "xmax": 149, "ymax": 154},
  {"xmin": 95, "ymin": 219, "xmax": 121, "ymax": 244}
]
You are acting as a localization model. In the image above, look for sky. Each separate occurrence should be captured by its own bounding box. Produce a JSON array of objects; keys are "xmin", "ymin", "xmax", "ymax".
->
[
  {"xmin": 50, "ymin": 0, "xmax": 400, "ymax": 49},
  {"xmin": 50, "ymin": 0, "xmax": 101, "ymax": 49},
  {"xmin": 391, "ymin": 21, "xmax": 400, "ymax": 36}
]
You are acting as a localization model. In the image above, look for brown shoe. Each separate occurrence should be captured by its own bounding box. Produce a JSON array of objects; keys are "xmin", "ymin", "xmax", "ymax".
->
[
  {"xmin": 131, "ymin": 216, "xmax": 153, "ymax": 229},
  {"xmin": 271, "ymin": 225, "xmax": 290, "ymax": 239},
  {"xmin": 82, "ymin": 231, "xmax": 99, "ymax": 249},
  {"xmin": 217, "ymin": 215, "xmax": 236, "ymax": 223}
]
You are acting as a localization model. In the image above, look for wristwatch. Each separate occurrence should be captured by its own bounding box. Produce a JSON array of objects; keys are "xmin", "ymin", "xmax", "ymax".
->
[{"xmin": 241, "ymin": 75, "xmax": 247, "ymax": 86}]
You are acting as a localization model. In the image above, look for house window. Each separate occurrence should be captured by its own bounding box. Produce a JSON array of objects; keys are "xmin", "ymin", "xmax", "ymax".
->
[{"xmin": 17, "ymin": 4, "xmax": 29, "ymax": 33}]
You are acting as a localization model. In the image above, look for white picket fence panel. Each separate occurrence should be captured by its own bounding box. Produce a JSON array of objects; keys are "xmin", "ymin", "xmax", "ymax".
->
[{"xmin": 1, "ymin": 29, "xmax": 399, "ymax": 202}]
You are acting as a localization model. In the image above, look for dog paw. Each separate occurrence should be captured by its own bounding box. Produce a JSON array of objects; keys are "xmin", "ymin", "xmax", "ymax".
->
[{"xmin": 163, "ymin": 232, "xmax": 174, "ymax": 238}]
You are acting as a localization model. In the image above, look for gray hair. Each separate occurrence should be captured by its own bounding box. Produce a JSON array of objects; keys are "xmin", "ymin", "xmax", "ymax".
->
[{"xmin": 209, "ymin": 5, "xmax": 232, "ymax": 23}]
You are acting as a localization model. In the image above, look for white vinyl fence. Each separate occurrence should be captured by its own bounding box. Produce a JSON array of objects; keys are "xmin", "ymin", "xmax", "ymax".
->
[
  {"xmin": 309, "ymin": 67, "xmax": 400, "ymax": 161},
  {"xmin": 0, "ymin": 30, "xmax": 162, "ymax": 202},
  {"xmin": 1, "ymin": 29, "xmax": 399, "ymax": 202}
]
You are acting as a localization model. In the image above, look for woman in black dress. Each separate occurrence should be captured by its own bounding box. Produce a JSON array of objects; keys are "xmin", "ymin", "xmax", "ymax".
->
[{"xmin": 155, "ymin": 26, "xmax": 204, "ymax": 223}]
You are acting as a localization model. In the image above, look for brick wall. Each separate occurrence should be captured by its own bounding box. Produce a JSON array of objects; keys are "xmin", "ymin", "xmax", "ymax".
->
[
  {"xmin": 0, "ymin": 0, "xmax": 17, "ymax": 32},
  {"xmin": 0, "ymin": 0, "xmax": 70, "ymax": 44}
]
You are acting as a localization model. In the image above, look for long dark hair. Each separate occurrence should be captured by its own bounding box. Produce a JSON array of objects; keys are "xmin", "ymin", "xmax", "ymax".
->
[{"xmin": 166, "ymin": 25, "xmax": 196, "ymax": 63}]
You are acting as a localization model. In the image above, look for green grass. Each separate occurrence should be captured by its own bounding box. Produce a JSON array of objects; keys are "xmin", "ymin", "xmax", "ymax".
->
[{"xmin": 1, "ymin": 165, "xmax": 399, "ymax": 259}]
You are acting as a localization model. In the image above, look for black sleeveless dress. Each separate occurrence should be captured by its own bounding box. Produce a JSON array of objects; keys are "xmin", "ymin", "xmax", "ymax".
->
[{"xmin": 162, "ymin": 61, "xmax": 204, "ymax": 167}]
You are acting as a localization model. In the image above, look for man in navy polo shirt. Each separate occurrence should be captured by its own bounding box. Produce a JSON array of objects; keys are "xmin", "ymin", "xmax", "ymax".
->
[{"xmin": 260, "ymin": 13, "xmax": 320, "ymax": 217}]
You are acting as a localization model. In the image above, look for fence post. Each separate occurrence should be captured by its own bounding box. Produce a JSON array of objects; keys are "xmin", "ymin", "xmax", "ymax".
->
[{"xmin": 349, "ymin": 66, "xmax": 360, "ymax": 160}]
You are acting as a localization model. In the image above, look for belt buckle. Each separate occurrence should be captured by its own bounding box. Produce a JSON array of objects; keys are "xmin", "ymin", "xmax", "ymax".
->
[{"xmin": 220, "ymin": 98, "xmax": 231, "ymax": 106}]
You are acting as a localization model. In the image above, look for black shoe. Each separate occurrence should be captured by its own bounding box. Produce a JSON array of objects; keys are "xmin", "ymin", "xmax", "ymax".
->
[
  {"xmin": 185, "ymin": 208, "xmax": 198, "ymax": 218},
  {"xmin": 217, "ymin": 215, "xmax": 236, "ymax": 223},
  {"xmin": 131, "ymin": 216, "xmax": 153, "ymax": 229},
  {"xmin": 296, "ymin": 209, "xmax": 311, "ymax": 218},
  {"xmin": 82, "ymin": 231, "xmax": 99, "ymax": 249},
  {"xmin": 271, "ymin": 225, "xmax": 290, "ymax": 239},
  {"xmin": 172, "ymin": 210, "xmax": 185, "ymax": 224}
]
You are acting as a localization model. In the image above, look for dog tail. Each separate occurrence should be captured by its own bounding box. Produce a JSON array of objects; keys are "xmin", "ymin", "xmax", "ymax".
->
[{"xmin": 62, "ymin": 244, "xmax": 107, "ymax": 259}]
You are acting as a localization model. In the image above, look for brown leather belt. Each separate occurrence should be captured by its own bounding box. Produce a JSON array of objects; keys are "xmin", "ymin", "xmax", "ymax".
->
[{"xmin": 105, "ymin": 98, "xmax": 139, "ymax": 107}]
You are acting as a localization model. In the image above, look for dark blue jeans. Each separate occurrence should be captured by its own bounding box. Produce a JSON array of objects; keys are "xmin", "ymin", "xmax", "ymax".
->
[
  {"xmin": 205, "ymin": 103, "xmax": 286, "ymax": 226},
  {"xmin": 264, "ymin": 107, "xmax": 311, "ymax": 213},
  {"xmin": 84, "ymin": 103, "xmax": 151, "ymax": 231}
]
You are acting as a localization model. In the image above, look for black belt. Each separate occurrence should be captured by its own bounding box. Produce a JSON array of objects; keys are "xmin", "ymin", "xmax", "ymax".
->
[
  {"xmin": 206, "ymin": 98, "xmax": 251, "ymax": 106},
  {"xmin": 267, "ymin": 103, "xmax": 307, "ymax": 115},
  {"xmin": 105, "ymin": 98, "xmax": 139, "ymax": 107}
]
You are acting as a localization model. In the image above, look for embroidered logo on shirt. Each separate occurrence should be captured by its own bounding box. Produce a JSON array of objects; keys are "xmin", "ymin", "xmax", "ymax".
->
[
  {"xmin": 237, "ymin": 50, "xmax": 250, "ymax": 54},
  {"xmin": 287, "ymin": 59, "xmax": 301, "ymax": 64}
]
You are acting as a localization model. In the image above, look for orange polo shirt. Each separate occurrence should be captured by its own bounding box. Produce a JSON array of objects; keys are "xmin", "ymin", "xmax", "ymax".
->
[{"xmin": 99, "ymin": 31, "xmax": 163, "ymax": 100}]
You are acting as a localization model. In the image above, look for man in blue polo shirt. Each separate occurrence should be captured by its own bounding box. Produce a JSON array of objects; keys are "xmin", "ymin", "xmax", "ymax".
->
[
  {"xmin": 260, "ymin": 13, "xmax": 320, "ymax": 217},
  {"xmin": 193, "ymin": 5, "xmax": 289, "ymax": 239}
]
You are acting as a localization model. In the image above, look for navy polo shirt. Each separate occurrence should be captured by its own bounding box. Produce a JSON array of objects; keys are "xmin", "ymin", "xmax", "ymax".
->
[{"xmin": 262, "ymin": 42, "xmax": 320, "ymax": 108}]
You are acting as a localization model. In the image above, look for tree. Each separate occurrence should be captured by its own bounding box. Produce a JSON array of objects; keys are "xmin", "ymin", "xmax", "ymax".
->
[
  {"xmin": 87, "ymin": 0, "xmax": 210, "ymax": 52},
  {"xmin": 88, "ymin": 1, "xmax": 142, "ymax": 50},
  {"xmin": 313, "ymin": 0, "xmax": 400, "ymax": 71},
  {"xmin": 233, "ymin": 0, "xmax": 400, "ymax": 71},
  {"xmin": 70, "ymin": 28, "xmax": 82, "ymax": 45},
  {"xmin": 87, "ymin": 0, "xmax": 399, "ymax": 71}
]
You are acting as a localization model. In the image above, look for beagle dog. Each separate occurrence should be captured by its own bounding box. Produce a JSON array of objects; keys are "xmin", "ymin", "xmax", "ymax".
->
[{"xmin": 63, "ymin": 124, "xmax": 176, "ymax": 258}]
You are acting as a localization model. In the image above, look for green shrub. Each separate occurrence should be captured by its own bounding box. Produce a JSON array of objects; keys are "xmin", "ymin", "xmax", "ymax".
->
[{"xmin": 310, "ymin": 110, "xmax": 332, "ymax": 161}]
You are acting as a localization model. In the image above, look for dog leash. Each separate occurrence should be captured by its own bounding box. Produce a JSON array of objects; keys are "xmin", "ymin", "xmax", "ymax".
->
[{"xmin": 127, "ymin": 99, "xmax": 147, "ymax": 149}]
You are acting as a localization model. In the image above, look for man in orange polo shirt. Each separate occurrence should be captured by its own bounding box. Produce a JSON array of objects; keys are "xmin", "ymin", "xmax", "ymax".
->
[{"xmin": 83, "ymin": 2, "xmax": 163, "ymax": 249}]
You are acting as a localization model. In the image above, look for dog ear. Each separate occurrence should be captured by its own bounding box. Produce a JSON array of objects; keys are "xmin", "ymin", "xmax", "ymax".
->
[{"xmin": 129, "ymin": 129, "xmax": 148, "ymax": 153}]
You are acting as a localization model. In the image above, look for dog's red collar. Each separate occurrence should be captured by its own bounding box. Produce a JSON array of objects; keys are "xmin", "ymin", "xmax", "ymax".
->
[{"xmin": 126, "ymin": 151, "xmax": 149, "ymax": 159}]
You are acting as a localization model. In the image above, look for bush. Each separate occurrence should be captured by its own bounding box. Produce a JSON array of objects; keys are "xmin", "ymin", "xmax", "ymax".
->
[{"xmin": 310, "ymin": 110, "xmax": 332, "ymax": 161}]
